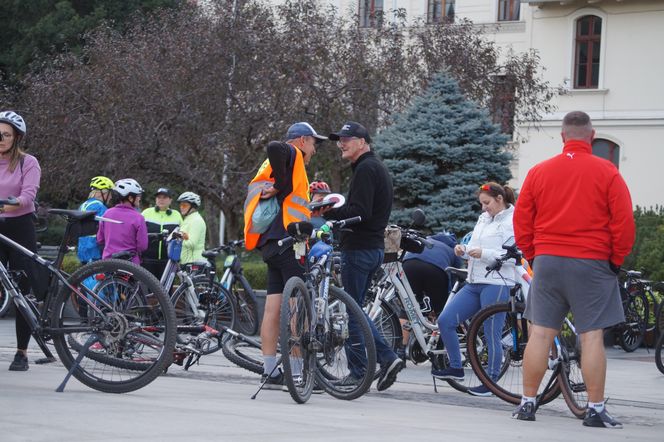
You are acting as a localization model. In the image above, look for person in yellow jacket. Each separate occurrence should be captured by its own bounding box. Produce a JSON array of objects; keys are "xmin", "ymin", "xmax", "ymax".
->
[{"xmin": 243, "ymin": 122, "xmax": 326, "ymax": 389}]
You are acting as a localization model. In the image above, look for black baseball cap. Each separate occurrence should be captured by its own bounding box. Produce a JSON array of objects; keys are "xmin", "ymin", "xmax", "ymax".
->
[
  {"xmin": 328, "ymin": 121, "xmax": 371, "ymax": 144},
  {"xmin": 155, "ymin": 187, "xmax": 173, "ymax": 197}
]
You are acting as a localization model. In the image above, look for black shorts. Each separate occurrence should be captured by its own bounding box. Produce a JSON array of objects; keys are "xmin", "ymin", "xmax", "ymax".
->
[{"xmin": 261, "ymin": 240, "xmax": 305, "ymax": 295}]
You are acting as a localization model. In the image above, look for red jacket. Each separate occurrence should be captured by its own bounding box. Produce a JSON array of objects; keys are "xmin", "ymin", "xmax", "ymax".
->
[{"xmin": 514, "ymin": 140, "xmax": 635, "ymax": 265}]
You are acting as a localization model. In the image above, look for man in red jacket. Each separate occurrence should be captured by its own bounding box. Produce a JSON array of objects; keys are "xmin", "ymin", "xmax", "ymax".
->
[{"xmin": 513, "ymin": 111, "xmax": 635, "ymax": 428}]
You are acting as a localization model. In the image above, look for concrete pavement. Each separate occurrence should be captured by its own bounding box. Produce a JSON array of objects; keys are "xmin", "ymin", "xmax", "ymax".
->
[{"xmin": 0, "ymin": 317, "xmax": 662, "ymax": 441}]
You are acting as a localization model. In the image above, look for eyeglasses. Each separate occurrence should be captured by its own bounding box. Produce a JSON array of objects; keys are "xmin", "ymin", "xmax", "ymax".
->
[
  {"xmin": 0, "ymin": 132, "xmax": 14, "ymax": 139},
  {"xmin": 336, "ymin": 137, "xmax": 358, "ymax": 147}
]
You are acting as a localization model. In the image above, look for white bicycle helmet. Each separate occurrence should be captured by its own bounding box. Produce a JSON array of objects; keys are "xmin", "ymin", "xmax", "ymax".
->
[
  {"xmin": 0, "ymin": 111, "xmax": 26, "ymax": 135},
  {"xmin": 177, "ymin": 191, "xmax": 201, "ymax": 208},
  {"xmin": 114, "ymin": 178, "xmax": 144, "ymax": 197}
]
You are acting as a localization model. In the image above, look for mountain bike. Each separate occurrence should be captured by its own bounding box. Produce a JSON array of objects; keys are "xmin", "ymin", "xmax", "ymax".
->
[
  {"xmin": 655, "ymin": 301, "xmax": 664, "ymax": 374},
  {"xmin": 365, "ymin": 223, "xmax": 491, "ymax": 393},
  {"xmin": 188, "ymin": 239, "xmax": 259, "ymax": 336},
  {"xmin": 0, "ymin": 198, "xmax": 176, "ymax": 393},
  {"xmin": 0, "ymin": 269, "xmax": 20, "ymax": 317},
  {"xmin": 278, "ymin": 218, "xmax": 377, "ymax": 403},
  {"xmin": 466, "ymin": 243, "xmax": 589, "ymax": 418}
]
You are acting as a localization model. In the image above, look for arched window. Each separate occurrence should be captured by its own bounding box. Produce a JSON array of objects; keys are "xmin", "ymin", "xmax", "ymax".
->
[
  {"xmin": 574, "ymin": 15, "xmax": 602, "ymax": 89},
  {"xmin": 592, "ymin": 138, "xmax": 620, "ymax": 168}
]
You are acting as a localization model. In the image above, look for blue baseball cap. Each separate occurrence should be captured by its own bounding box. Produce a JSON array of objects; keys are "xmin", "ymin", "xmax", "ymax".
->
[{"xmin": 285, "ymin": 122, "xmax": 328, "ymax": 141}]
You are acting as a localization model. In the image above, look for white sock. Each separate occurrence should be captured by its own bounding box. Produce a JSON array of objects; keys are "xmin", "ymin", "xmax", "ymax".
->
[
  {"xmin": 520, "ymin": 395, "xmax": 537, "ymax": 406},
  {"xmin": 263, "ymin": 355, "xmax": 278, "ymax": 377},
  {"xmin": 589, "ymin": 401, "xmax": 605, "ymax": 413},
  {"xmin": 290, "ymin": 356, "xmax": 303, "ymax": 376}
]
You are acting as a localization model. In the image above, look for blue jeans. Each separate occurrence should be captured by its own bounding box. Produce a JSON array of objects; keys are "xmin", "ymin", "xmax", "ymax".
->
[
  {"xmin": 341, "ymin": 249, "xmax": 396, "ymax": 378},
  {"xmin": 437, "ymin": 283, "xmax": 509, "ymax": 379}
]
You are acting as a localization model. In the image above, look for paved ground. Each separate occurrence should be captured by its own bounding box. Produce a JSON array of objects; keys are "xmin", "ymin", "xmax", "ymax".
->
[{"xmin": 0, "ymin": 317, "xmax": 662, "ymax": 441}]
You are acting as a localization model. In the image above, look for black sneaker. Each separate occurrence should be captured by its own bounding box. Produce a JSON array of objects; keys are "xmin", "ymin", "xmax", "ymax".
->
[
  {"xmin": 512, "ymin": 401, "xmax": 536, "ymax": 421},
  {"xmin": 583, "ymin": 407, "xmax": 623, "ymax": 429},
  {"xmin": 334, "ymin": 374, "xmax": 361, "ymax": 387},
  {"xmin": 261, "ymin": 369, "xmax": 284, "ymax": 390},
  {"xmin": 467, "ymin": 383, "xmax": 493, "ymax": 397},
  {"xmin": 377, "ymin": 358, "xmax": 405, "ymax": 391},
  {"xmin": 9, "ymin": 352, "xmax": 28, "ymax": 371},
  {"xmin": 431, "ymin": 366, "xmax": 464, "ymax": 381}
]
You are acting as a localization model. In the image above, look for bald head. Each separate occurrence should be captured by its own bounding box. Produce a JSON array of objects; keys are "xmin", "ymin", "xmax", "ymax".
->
[{"xmin": 561, "ymin": 111, "xmax": 594, "ymax": 143}]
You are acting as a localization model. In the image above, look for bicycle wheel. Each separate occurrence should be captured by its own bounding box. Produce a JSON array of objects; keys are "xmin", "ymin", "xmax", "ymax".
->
[
  {"xmin": 0, "ymin": 283, "xmax": 12, "ymax": 317},
  {"xmin": 221, "ymin": 332, "xmax": 264, "ymax": 374},
  {"xmin": 467, "ymin": 302, "xmax": 560, "ymax": 405},
  {"xmin": 655, "ymin": 332, "xmax": 664, "ymax": 375},
  {"xmin": 51, "ymin": 259, "xmax": 176, "ymax": 393},
  {"xmin": 279, "ymin": 277, "xmax": 315, "ymax": 403},
  {"xmin": 229, "ymin": 275, "xmax": 259, "ymax": 336},
  {"xmin": 557, "ymin": 323, "xmax": 587, "ymax": 418},
  {"xmin": 618, "ymin": 291, "xmax": 648, "ymax": 352},
  {"xmin": 369, "ymin": 300, "xmax": 402, "ymax": 352},
  {"xmin": 191, "ymin": 275, "xmax": 236, "ymax": 352},
  {"xmin": 315, "ymin": 286, "xmax": 376, "ymax": 401}
]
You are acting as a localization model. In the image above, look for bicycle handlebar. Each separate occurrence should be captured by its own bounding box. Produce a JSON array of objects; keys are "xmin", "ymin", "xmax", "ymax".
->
[
  {"xmin": 277, "ymin": 217, "xmax": 362, "ymax": 247},
  {"xmin": 0, "ymin": 197, "xmax": 20, "ymax": 206},
  {"xmin": 485, "ymin": 244, "xmax": 524, "ymax": 275}
]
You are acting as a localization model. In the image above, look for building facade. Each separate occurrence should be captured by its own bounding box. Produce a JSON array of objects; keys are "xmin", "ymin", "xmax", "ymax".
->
[{"xmin": 344, "ymin": 0, "xmax": 664, "ymax": 208}]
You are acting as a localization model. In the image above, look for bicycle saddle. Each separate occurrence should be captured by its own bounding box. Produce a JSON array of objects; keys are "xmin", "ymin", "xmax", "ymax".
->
[{"xmin": 48, "ymin": 209, "xmax": 97, "ymax": 221}]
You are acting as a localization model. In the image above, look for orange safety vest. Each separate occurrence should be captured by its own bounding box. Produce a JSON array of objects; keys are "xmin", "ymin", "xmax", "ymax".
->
[{"xmin": 243, "ymin": 145, "xmax": 310, "ymax": 250}]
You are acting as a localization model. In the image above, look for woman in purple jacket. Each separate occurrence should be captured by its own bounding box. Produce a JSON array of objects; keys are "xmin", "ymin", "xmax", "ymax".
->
[
  {"xmin": 0, "ymin": 111, "xmax": 42, "ymax": 371},
  {"xmin": 97, "ymin": 179, "xmax": 148, "ymax": 265}
]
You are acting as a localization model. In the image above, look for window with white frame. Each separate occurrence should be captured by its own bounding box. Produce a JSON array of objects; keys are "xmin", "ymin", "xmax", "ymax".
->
[
  {"xmin": 497, "ymin": 0, "xmax": 519, "ymax": 22},
  {"xmin": 574, "ymin": 15, "xmax": 602, "ymax": 89},
  {"xmin": 427, "ymin": 0, "xmax": 455, "ymax": 24},
  {"xmin": 359, "ymin": 0, "xmax": 384, "ymax": 28}
]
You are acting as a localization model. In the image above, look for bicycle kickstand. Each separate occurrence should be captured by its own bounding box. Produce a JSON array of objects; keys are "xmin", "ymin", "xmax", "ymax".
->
[
  {"xmin": 250, "ymin": 355, "xmax": 283, "ymax": 400},
  {"xmin": 56, "ymin": 334, "xmax": 101, "ymax": 392}
]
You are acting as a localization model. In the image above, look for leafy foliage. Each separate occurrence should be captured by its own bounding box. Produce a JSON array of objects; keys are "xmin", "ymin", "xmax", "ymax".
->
[
  {"xmin": 624, "ymin": 206, "xmax": 664, "ymax": 281},
  {"xmin": 3, "ymin": 1, "xmax": 554, "ymax": 243},
  {"xmin": 374, "ymin": 73, "xmax": 511, "ymax": 234}
]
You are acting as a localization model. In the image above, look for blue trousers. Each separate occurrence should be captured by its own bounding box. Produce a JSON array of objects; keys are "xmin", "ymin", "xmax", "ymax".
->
[
  {"xmin": 341, "ymin": 249, "xmax": 396, "ymax": 378},
  {"xmin": 437, "ymin": 283, "xmax": 509, "ymax": 379}
]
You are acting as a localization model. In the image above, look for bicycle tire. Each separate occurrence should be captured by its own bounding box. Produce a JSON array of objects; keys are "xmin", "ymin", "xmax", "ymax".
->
[
  {"xmin": 51, "ymin": 259, "xmax": 176, "ymax": 393},
  {"xmin": 655, "ymin": 332, "xmax": 664, "ymax": 375},
  {"xmin": 617, "ymin": 291, "xmax": 648, "ymax": 352},
  {"xmin": 0, "ymin": 284, "xmax": 12, "ymax": 317},
  {"xmin": 280, "ymin": 277, "xmax": 315, "ymax": 403},
  {"xmin": 221, "ymin": 332, "xmax": 265, "ymax": 374},
  {"xmin": 314, "ymin": 286, "xmax": 376, "ymax": 401},
  {"xmin": 467, "ymin": 302, "xmax": 560, "ymax": 405},
  {"xmin": 172, "ymin": 277, "xmax": 236, "ymax": 355},
  {"xmin": 229, "ymin": 275, "xmax": 259, "ymax": 336},
  {"xmin": 557, "ymin": 326, "xmax": 587, "ymax": 418}
]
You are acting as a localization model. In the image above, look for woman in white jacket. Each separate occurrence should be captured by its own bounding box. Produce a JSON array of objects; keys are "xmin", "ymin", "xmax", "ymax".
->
[{"xmin": 432, "ymin": 182, "xmax": 516, "ymax": 396}]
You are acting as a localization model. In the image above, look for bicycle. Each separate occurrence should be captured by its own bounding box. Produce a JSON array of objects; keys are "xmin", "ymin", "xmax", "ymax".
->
[
  {"xmin": 278, "ymin": 218, "xmax": 377, "ymax": 403},
  {"xmin": 611, "ymin": 269, "xmax": 650, "ymax": 352},
  {"xmin": 655, "ymin": 299, "xmax": 664, "ymax": 374},
  {"xmin": 0, "ymin": 197, "xmax": 176, "ymax": 393},
  {"xmin": 365, "ymin": 222, "xmax": 488, "ymax": 393},
  {"xmin": 466, "ymin": 243, "xmax": 589, "ymax": 418},
  {"xmin": 188, "ymin": 239, "xmax": 259, "ymax": 336}
]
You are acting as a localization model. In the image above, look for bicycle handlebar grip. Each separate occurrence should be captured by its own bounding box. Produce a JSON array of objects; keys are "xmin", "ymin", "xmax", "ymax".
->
[
  {"xmin": 338, "ymin": 216, "xmax": 362, "ymax": 228},
  {"xmin": 0, "ymin": 196, "xmax": 19, "ymax": 206},
  {"xmin": 278, "ymin": 236, "xmax": 295, "ymax": 247}
]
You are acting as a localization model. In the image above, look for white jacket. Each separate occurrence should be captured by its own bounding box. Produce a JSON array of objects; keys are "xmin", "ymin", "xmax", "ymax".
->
[{"xmin": 463, "ymin": 204, "xmax": 516, "ymax": 285}]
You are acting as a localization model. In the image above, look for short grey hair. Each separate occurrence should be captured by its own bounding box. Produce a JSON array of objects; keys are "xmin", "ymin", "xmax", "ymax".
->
[{"xmin": 562, "ymin": 111, "xmax": 593, "ymax": 141}]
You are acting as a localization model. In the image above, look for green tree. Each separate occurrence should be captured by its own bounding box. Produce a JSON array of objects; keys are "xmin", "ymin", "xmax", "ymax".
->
[
  {"xmin": 0, "ymin": 0, "xmax": 181, "ymax": 81},
  {"xmin": 374, "ymin": 72, "xmax": 511, "ymax": 234}
]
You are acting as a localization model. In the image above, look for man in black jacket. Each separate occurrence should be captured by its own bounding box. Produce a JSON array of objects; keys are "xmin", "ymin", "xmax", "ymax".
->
[{"xmin": 321, "ymin": 121, "xmax": 404, "ymax": 391}]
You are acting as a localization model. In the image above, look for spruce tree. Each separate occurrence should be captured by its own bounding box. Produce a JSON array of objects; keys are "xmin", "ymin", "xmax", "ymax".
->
[{"xmin": 374, "ymin": 72, "xmax": 512, "ymax": 235}]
